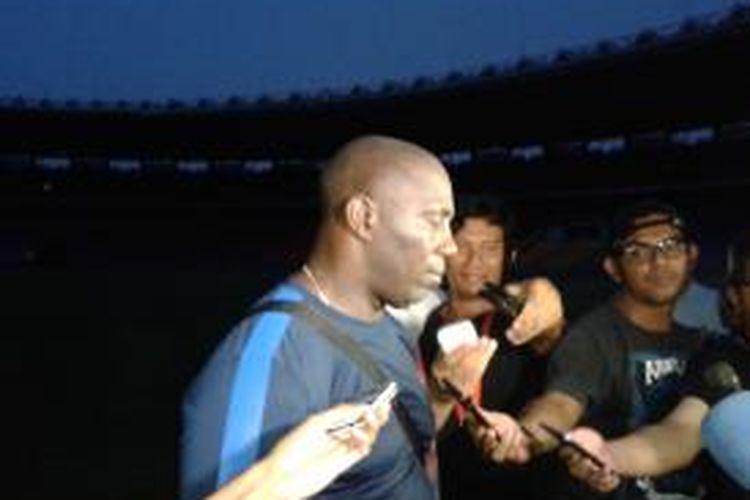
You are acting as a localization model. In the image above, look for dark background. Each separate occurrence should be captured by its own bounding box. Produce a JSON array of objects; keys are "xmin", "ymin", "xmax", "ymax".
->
[
  {"xmin": 2, "ymin": 16, "xmax": 749, "ymax": 499},
  {"xmin": 3, "ymin": 173, "xmax": 744, "ymax": 499}
]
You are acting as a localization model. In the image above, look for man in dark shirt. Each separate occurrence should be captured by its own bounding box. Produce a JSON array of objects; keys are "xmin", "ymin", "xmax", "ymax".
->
[
  {"xmin": 419, "ymin": 198, "xmax": 563, "ymax": 499},
  {"xmin": 562, "ymin": 228, "xmax": 750, "ymax": 500},
  {"xmin": 491, "ymin": 201, "xmax": 708, "ymax": 499}
]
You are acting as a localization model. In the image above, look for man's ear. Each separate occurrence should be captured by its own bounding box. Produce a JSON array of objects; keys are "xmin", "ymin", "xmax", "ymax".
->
[
  {"xmin": 344, "ymin": 193, "xmax": 377, "ymax": 241},
  {"xmin": 602, "ymin": 256, "xmax": 622, "ymax": 284}
]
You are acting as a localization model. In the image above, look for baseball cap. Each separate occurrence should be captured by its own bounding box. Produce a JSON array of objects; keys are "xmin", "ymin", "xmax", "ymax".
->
[{"xmin": 606, "ymin": 200, "xmax": 691, "ymax": 255}]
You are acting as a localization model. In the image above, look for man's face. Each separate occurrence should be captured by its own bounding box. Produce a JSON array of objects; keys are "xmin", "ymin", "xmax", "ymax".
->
[
  {"xmin": 605, "ymin": 216, "xmax": 697, "ymax": 307},
  {"xmin": 368, "ymin": 164, "xmax": 456, "ymax": 307},
  {"xmin": 446, "ymin": 217, "xmax": 505, "ymax": 300}
]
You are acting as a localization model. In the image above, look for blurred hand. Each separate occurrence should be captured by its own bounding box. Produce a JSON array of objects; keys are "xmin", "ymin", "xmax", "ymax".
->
[
  {"xmin": 209, "ymin": 402, "xmax": 390, "ymax": 500},
  {"xmin": 468, "ymin": 409, "xmax": 531, "ymax": 464},
  {"xmin": 559, "ymin": 427, "xmax": 621, "ymax": 493},
  {"xmin": 504, "ymin": 278, "xmax": 564, "ymax": 350},
  {"xmin": 431, "ymin": 337, "xmax": 497, "ymax": 397},
  {"xmin": 263, "ymin": 403, "xmax": 390, "ymax": 499}
]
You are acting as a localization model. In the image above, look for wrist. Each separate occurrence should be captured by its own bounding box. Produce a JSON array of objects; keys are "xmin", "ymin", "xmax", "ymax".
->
[
  {"xmin": 210, "ymin": 458, "xmax": 286, "ymax": 500},
  {"xmin": 529, "ymin": 319, "xmax": 565, "ymax": 356},
  {"xmin": 607, "ymin": 440, "xmax": 632, "ymax": 477},
  {"xmin": 428, "ymin": 375, "xmax": 455, "ymax": 404},
  {"xmin": 258, "ymin": 459, "xmax": 293, "ymax": 500}
]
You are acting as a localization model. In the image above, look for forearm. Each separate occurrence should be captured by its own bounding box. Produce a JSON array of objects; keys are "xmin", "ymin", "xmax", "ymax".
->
[
  {"xmin": 520, "ymin": 391, "xmax": 584, "ymax": 454},
  {"xmin": 608, "ymin": 403, "xmax": 705, "ymax": 477},
  {"xmin": 208, "ymin": 459, "xmax": 286, "ymax": 500},
  {"xmin": 529, "ymin": 319, "xmax": 564, "ymax": 356},
  {"xmin": 429, "ymin": 381, "xmax": 456, "ymax": 431}
]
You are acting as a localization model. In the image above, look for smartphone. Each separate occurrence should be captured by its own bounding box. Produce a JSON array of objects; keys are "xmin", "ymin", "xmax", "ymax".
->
[
  {"xmin": 437, "ymin": 319, "xmax": 479, "ymax": 353},
  {"xmin": 441, "ymin": 378, "xmax": 492, "ymax": 427},
  {"xmin": 367, "ymin": 381, "xmax": 398, "ymax": 410},
  {"xmin": 326, "ymin": 382, "xmax": 398, "ymax": 435},
  {"xmin": 538, "ymin": 422, "xmax": 607, "ymax": 469}
]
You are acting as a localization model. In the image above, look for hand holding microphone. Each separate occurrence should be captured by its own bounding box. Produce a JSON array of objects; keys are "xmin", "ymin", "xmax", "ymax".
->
[
  {"xmin": 481, "ymin": 278, "xmax": 564, "ymax": 353},
  {"xmin": 702, "ymin": 360, "xmax": 742, "ymax": 403}
]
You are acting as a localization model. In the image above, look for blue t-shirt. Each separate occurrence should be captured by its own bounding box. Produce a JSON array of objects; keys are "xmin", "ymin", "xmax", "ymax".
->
[{"xmin": 181, "ymin": 282, "xmax": 437, "ymax": 500}]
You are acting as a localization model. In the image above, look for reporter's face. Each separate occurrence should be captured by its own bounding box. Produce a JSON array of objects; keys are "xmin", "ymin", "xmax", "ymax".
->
[
  {"xmin": 607, "ymin": 218, "xmax": 696, "ymax": 306},
  {"xmin": 447, "ymin": 217, "xmax": 505, "ymax": 300}
]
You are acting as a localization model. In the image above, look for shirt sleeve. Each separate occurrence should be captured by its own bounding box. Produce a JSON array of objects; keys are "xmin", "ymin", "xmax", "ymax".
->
[
  {"xmin": 545, "ymin": 318, "xmax": 612, "ymax": 409},
  {"xmin": 216, "ymin": 314, "xmax": 337, "ymax": 490}
]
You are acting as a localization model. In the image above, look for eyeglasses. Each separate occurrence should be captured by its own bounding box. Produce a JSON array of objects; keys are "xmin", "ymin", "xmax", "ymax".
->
[{"xmin": 616, "ymin": 236, "xmax": 688, "ymax": 263}]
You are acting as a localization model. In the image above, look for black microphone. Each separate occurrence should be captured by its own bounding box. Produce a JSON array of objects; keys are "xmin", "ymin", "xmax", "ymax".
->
[
  {"xmin": 479, "ymin": 282, "xmax": 524, "ymax": 320},
  {"xmin": 478, "ymin": 282, "xmax": 525, "ymax": 349},
  {"xmin": 702, "ymin": 361, "xmax": 743, "ymax": 404}
]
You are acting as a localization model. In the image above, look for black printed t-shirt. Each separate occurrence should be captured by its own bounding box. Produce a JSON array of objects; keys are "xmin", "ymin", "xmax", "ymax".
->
[{"xmin": 546, "ymin": 301, "xmax": 706, "ymax": 499}]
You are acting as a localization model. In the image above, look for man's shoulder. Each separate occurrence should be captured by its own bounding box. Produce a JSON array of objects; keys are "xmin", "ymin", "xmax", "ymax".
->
[
  {"xmin": 567, "ymin": 302, "xmax": 619, "ymax": 337},
  {"xmin": 551, "ymin": 302, "xmax": 628, "ymax": 363},
  {"xmin": 670, "ymin": 321, "xmax": 711, "ymax": 352},
  {"xmin": 235, "ymin": 282, "xmax": 349, "ymax": 357},
  {"xmin": 247, "ymin": 281, "xmax": 350, "ymax": 334}
]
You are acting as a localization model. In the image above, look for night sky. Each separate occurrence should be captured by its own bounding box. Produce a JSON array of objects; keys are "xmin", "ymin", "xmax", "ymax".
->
[{"xmin": 0, "ymin": 0, "xmax": 743, "ymax": 100}]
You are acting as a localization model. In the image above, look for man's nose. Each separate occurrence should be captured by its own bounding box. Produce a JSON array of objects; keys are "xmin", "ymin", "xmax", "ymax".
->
[
  {"xmin": 441, "ymin": 231, "xmax": 458, "ymax": 256},
  {"xmin": 649, "ymin": 248, "xmax": 669, "ymax": 265}
]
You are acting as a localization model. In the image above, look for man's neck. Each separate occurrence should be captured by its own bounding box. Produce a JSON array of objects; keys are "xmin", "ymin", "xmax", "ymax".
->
[
  {"xmin": 298, "ymin": 257, "xmax": 384, "ymax": 322},
  {"xmin": 613, "ymin": 294, "xmax": 674, "ymax": 333}
]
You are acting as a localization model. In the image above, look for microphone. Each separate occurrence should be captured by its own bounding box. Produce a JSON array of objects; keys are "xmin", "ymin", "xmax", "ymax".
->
[
  {"xmin": 479, "ymin": 283, "xmax": 525, "ymax": 350},
  {"xmin": 702, "ymin": 361, "xmax": 742, "ymax": 404},
  {"xmin": 479, "ymin": 282, "xmax": 524, "ymax": 320},
  {"xmin": 701, "ymin": 391, "xmax": 750, "ymax": 490}
]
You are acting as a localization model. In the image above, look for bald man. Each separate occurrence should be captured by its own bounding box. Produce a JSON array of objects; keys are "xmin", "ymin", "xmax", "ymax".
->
[{"xmin": 181, "ymin": 136, "xmax": 497, "ymax": 500}]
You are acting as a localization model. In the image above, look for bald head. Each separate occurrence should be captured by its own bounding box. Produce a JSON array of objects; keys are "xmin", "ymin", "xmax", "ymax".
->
[
  {"xmin": 309, "ymin": 135, "xmax": 456, "ymax": 313},
  {"xmin": 320, "ymin": 135, "xmax": 447, "ymax": 218}
]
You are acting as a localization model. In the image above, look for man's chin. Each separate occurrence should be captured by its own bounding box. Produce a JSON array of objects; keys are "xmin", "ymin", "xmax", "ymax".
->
[
  {"xmin": 389, "ymin": 287, "xmax": 435, "ymax": 309},
  {"xmin": 457, "ymin": 286, "xmax": 484, "ymax": 298},
  {"xmin": 641, "ymin": 291, "xmax": 682, "ymax": 307}
]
